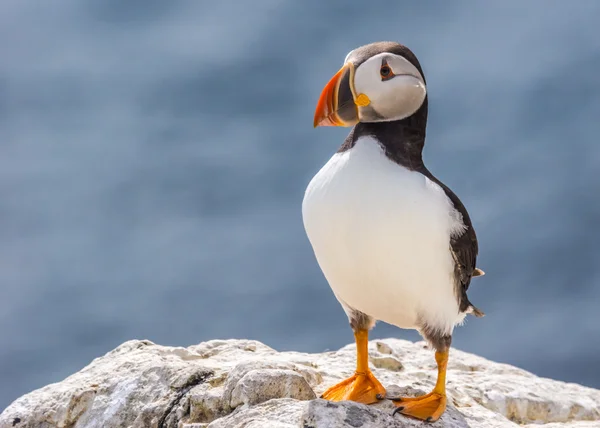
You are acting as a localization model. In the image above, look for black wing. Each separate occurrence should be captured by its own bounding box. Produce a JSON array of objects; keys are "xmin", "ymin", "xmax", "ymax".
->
[{"xmin": 421, "ymin": 168, "xmax": 484, "ymax": 317}]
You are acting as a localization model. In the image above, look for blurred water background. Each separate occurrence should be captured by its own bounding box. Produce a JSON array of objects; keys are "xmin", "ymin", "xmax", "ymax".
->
[{"xmin": 1, "ymin": 0, "xmax": 600, "ymax": 410}]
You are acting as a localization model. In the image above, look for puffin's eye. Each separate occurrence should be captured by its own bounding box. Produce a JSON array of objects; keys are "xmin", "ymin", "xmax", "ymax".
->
[{"xmin": 380, "ymin": 64, "xmax": 394, "ymax": 81}]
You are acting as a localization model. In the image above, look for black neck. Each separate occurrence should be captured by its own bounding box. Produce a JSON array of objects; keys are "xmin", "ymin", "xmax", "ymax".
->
[{"xmin": 339, "ymin": 98, "xmax": 428, "ymax": 171}]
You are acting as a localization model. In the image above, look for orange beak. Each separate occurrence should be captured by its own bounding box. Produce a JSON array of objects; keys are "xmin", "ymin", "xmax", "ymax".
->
[{"xmin": 313, "ymin": 63, "xmax": 359, "ymax": 128}]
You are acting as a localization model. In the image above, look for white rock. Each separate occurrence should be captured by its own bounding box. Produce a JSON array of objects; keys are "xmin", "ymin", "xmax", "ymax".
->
[
  {"xmin": 188, "ymin": 384, "xmax": 226, "ymax": 424},
  {"xmin": 1, "ymin": 338, "xmax": 599, "ymax": 428},
  {"xmin": 310, "ymin": 398, "xmax": 470, "ymax": 428},
  {"xmin": 230, "ymin": 369, "xmax": 315, "ymax": 407},
  {"xmin": 370, "ymin": 354, "xmax": 404, "ymax": 371},
  {"xmin": 207, "ymin": 398, "xmax": 305, "ymax": 428}
]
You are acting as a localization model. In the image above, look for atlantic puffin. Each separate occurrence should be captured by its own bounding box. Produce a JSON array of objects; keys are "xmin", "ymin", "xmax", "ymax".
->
[{"xmin": 302, "ymin": 41, "xmax": 485, "ymax": 422}]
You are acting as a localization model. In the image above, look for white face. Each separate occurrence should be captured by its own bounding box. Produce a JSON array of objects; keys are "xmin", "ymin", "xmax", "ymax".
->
[{"xmin": 350, "ymin": 52, "xmax": 427, "ymax": 123}]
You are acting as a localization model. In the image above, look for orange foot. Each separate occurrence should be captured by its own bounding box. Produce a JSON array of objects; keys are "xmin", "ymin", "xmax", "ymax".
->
[
  {"xmin": 321, "ymin": 370, "xmax": 386, "ymax": 404},
  {"xmin": 392, "ymin": 392, "xmax": 446, "ymax": 422}
]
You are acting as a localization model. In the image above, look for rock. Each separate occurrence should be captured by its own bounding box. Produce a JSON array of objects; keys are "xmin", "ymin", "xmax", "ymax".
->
[
  {"xmin": 370, "ymin": 355, "xmax": 404, "ymax": 371},
  {"xmin": 207, "ymin": 398, "xmax": 305, "ymax": 428},
  {"xmin": 1, "ymin": 338, "xmax": 599, "ymax": 427},
  {"xmin": 188, "ymin": 383, "xmax": 226, "ymax": 424},
  {"xmin": 230, "ymin": 369, "xmax": 315, "ymax": 407},
  {"xmin": 302, "ymin": 398, "xmax": 468, "ymax": 428},
  {"xmin": 375, "ymin": 341, "xmax": 394, "ymax": 355}
]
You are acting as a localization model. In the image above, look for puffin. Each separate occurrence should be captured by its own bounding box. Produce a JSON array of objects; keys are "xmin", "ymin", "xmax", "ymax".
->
[{"xmin": 302, "ymin": 41, "xmax": 484, "ymax": 422}]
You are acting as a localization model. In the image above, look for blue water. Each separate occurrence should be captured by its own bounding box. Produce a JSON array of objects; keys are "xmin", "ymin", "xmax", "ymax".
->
[{"xmin": 1, "ymin": 0, "xmax": 600, "ymax": 411}]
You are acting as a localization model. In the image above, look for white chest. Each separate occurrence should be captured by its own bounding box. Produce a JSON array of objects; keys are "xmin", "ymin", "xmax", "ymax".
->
[{"xmin": 302, "ymin": 137, "xmax": 466, "ymax": 333}]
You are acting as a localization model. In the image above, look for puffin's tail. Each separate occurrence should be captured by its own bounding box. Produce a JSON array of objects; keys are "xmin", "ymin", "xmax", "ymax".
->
[
  {"xmin": 467, "ymin": 267, "xmax": 486, "ymax": 317},
  {"xmin": 469, "ymin": 305, "xmax": 485, "ymax": 317},
  {"xmin": 472, "ymin": 268, "xmax": 485, "ymax": 277}
]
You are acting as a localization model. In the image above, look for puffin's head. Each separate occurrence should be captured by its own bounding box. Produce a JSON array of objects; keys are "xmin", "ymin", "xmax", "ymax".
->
[{"xmin": 314, "ymin": 42, "xmax": 427, "ymax": 127}]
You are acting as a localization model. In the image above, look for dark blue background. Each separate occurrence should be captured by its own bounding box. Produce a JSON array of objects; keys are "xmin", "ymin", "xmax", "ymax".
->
[{"xmin": 2, "ymin": 0, "xmax": 600, "ymax": 410}]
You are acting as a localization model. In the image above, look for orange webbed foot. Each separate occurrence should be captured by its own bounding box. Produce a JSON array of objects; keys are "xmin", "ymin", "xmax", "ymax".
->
[
  {"xmin": 391, "ymin": 392, "xmax": 446, "ymax": 422},
  {"xmin": 390, "ymin": 348, "xmax": 450, "ymax": 422},
  {"xmin": 321, "ymin": 370, "xmax": 386, "ymax": 404}
]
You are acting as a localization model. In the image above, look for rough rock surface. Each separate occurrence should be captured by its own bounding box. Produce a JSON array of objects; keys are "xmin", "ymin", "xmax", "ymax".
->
[{"xmin": 1, "ymin": 338, "xmax": 599, "ymax": 427}]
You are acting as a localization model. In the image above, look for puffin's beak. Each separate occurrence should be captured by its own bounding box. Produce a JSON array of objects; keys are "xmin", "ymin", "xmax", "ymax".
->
[{"xmin": 313, "ymin": 63, "xmax": 359, "ymax": 127}]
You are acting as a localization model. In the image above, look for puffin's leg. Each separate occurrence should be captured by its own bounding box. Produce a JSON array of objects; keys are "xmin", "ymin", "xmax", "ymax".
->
[
  {"xmin": 391, "ymin": 334, "xmax": 451, "ymax": 422},
  {"xmin": 321, "ymin": 329, "xmax": 386, "ymax": 403},
  {"xmin": 321, "ymin": 307, "xmax": 385, "ymax": 404}
]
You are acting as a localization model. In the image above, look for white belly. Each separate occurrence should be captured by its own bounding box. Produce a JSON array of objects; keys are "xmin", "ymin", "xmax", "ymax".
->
[{"xmin": 302, "ymin": 137, "xmax": 466, "ymax": 334}]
